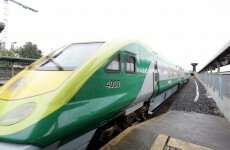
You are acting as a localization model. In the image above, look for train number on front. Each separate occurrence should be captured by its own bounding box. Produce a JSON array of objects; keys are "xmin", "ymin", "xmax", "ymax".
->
[{"xmin": 106, "ymin": 80, "xmax": 120, "ymax": 88}]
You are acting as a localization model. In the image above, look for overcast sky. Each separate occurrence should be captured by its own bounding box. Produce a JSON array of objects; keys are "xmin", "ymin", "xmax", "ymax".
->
[{"xmin": 0, "ymin": 0, "xmax": 230, "ymax": 71}]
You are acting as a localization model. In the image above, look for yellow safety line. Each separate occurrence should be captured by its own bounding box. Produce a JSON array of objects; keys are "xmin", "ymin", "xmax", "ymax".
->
[
  {"xmin": 102, "ymin": 130, "xmax": 214, "ymax": 150},
  {"xmin": 150, "ymin": 134, "xmax": 169, "ymax": 150},
  {"xmin": 167, "ymin": 137, "xmax": 213, "ymax": 150}
]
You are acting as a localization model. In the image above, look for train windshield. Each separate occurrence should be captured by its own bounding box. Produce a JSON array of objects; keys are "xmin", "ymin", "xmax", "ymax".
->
[{"xmin": 33, "ymin": 42, "xmax": 104, "ymax": 70}]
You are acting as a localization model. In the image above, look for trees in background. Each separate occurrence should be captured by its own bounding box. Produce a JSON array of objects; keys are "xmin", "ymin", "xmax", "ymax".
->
[
  {"xmin": 15, "ymin": 42, "xmax": 43, "ymax": 59},
  {"xmin": 0, "ymin": 49, "xmax": 16, "ymax": 57},
  {"xmin": 0, "ymin": 49, "xmax": 16, "ymax": 67},
  {"xmin": 0, "ymin": 41, "xmax": 43, "ymax": 67}
]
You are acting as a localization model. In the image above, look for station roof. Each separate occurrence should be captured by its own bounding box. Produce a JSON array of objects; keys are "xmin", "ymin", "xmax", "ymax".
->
[
  {"xmin": 198, "ymin": 41, "xmax": 230, "ymax": 73},
  {"xmin": 0, "ymin": 22, "xmax": 5, "ymax": 33},
  {"xmin": 0, "ymin": 56, "xmax": 37, "ymax": 63}
]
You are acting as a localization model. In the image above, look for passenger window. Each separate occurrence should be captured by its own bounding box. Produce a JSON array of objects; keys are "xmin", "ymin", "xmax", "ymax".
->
[
  {"xmin": 125, "ymin": 55, "xmax": 136, "ymax": 74},
  {"xmin": 104, "ymin": 53, "xmax": 121, "ymax": 73}
]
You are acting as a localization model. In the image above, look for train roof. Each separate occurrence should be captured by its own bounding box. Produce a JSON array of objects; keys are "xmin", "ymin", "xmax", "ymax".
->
[
  {"xmin": 108, "ymin": 39, "xmax": 188, "ymax": 71},
  {"xmin": 30, "ymin": 39, "xmax": 187, "ymax": 72}
]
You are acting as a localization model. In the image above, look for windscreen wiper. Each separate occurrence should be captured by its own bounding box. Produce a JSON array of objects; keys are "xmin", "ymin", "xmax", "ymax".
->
[
  {"xmin": 49, "ymin": 57, "xmax": 64, "ymax": 71},
  {"xmin": 41, "ymin": 55, "xmax": 64, "ymax": 71}
]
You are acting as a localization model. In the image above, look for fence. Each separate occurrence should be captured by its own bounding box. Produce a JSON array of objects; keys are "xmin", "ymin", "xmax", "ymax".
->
[{"xmin": 198, "ymin": 73, "xmax": 230, "ymax": 98}]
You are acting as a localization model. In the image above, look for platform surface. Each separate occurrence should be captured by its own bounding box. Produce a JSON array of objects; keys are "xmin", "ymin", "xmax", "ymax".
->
[{"xmin": 102, "ymin": 111, "xmax": 230, "ymax": 150}]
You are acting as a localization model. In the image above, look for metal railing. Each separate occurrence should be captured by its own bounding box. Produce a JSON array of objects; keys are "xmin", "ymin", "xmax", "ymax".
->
[{"xmin": 198, "ymin": 73, "xmax": 230, "ymax": 98}]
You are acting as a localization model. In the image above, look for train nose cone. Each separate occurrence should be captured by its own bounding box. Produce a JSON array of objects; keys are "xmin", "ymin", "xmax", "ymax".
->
[{"xmin": 0, "ymin": 70, "xmax": 72, "ymax": 100}]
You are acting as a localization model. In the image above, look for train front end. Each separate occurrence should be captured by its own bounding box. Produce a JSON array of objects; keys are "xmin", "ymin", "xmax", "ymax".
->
[{"xmin": 0, "ymin": 42, "xmax": 110, "ymax": 149}]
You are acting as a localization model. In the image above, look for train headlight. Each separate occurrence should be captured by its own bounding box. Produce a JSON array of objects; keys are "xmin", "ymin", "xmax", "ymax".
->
[{"xmin": 0, "ymin": 103, "xmax": 35, "ymax": 126}]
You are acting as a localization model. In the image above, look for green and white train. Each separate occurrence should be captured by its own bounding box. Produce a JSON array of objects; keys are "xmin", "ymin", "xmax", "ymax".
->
[{"xmin": 0, "ymin": 39, "xmax": 189, "ymax": 150}]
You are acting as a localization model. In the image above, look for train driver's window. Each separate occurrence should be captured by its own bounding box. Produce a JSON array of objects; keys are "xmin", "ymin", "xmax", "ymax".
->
[
  {"xmin": 104, "ymin": 53, "xmax": 121, "ymax": 73},
  {"xmin": 125, "ymin": 55, "xmax": 136, "ymax": 74}
]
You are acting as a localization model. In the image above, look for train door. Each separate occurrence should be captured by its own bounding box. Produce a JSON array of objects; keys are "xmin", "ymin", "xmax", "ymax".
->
[
  {"xmin": 123, "ymin": 51, "xmax": 139, "ymax": 92},
  {"xmin": 153, "ymin": 61, "xmax": 160, "ymax": 95}
]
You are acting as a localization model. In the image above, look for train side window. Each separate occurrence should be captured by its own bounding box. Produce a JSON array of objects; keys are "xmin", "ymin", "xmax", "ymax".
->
[
  {"xmin": 104, "ymin": 53, "xmax": 121, "ymax": 73},
  {"xmin": 125, "ymin": 55, "xmax": 136, "ymax": 74}
]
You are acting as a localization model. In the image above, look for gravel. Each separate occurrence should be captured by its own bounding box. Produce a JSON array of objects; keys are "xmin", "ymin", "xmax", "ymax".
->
[{"xmin": 155, "ymin": 78, "xmax": 223, "ymax": 117}]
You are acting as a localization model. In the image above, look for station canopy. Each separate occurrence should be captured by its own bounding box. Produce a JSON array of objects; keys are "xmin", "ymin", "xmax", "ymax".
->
[
  {"xmin": 199, "ymin": 41, "xmax": 230, "ymax": 72},
  {"xmin": 0, "ymin": 56, "xmax": 36, "ymax": 64}
]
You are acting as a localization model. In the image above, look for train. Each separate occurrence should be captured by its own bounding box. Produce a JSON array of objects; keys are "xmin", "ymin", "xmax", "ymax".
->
[{"xmin": 0, "ymin": 39, "xmax": 190, "ymax": 150}]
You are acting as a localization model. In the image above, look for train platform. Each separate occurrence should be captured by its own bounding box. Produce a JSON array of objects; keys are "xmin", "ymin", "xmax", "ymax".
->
[
  {"xmin": 101, "ymin": 110, "xmax": 230, "ymax": 150},
  {"xmin": 101, "ymin": 79, "xmax": 230, "ymax": 150}
]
